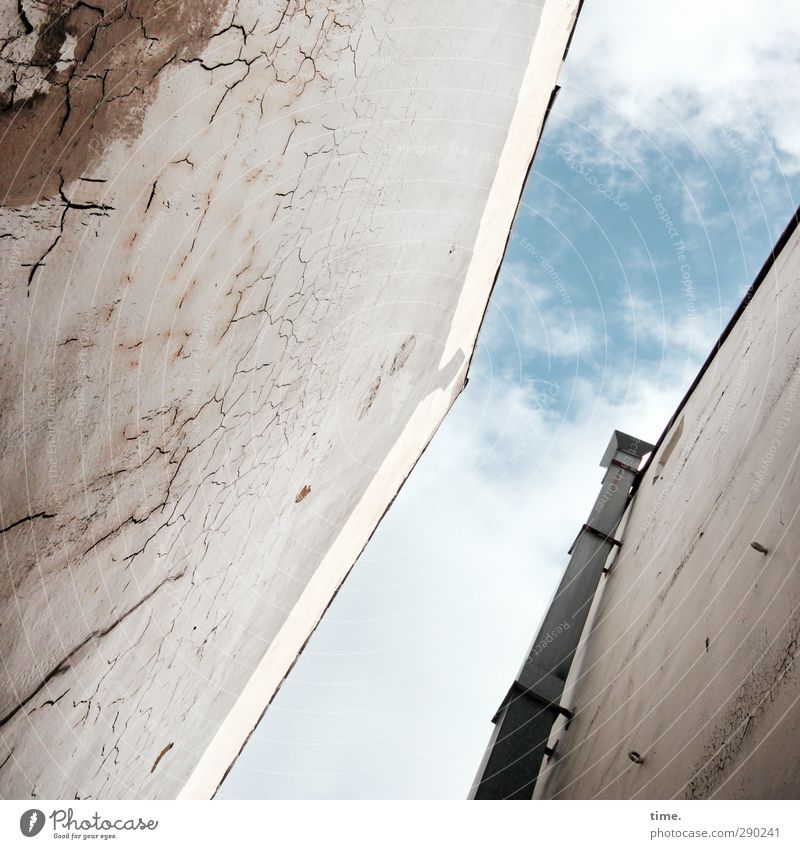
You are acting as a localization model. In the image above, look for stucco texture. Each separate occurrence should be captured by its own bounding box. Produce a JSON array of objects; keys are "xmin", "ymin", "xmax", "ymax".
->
[
  {"xmin": 542, "ymin": 220, "xmax": 800, "ymax": 799},
  {"xmin": 0, "ymin": 0, "xmax": 577, "ymax": 798}
]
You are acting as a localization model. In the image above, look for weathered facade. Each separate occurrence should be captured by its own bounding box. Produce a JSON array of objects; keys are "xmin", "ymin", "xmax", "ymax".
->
[
  {"xmin": 0, "ymin": 0, "xmax": 580, "ymax": 798},
  {"xmin": 537, "ymin": 211, "xmax": 800, "ymax": 799}
]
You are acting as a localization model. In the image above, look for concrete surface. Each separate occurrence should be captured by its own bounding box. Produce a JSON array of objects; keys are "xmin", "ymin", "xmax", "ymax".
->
[
  {"xmin": 0, "ymin": 0, "xmax": 579, "ymax": 798},
  {"xmin": 540, "ymin": 216, "xmax": 800, "ymax": 799}
]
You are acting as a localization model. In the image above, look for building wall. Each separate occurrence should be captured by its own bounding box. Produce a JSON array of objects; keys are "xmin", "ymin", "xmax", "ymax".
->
[
  {"xmin": 0, "ymin": 0, "xmax": 579, "ymax": 798},
  {"xmin": 541, "ymin": 216, "xmax": 800, "ymax": 799}
]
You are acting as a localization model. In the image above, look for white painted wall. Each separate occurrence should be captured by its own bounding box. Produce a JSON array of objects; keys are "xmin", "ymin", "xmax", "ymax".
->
[
  {"xmin": 0, "ymin": 0, "xmax": 579, "ymax": 798},
  {"xmin": 541, "ymin": 219, "xmax": 800, "ymax": 799}
]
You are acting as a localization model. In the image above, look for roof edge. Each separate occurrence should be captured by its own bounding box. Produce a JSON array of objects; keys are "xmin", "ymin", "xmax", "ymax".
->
[{"xmin": 634, "ymin": 204, "xmax": 800, "ymax": 490}]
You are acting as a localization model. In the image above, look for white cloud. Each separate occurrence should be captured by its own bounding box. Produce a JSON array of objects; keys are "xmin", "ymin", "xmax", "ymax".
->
[
  {"xmin": 222, "ymin": 360, "xmax": 689, "ymax": 798},
  {"xmin": 623, "ymin": 291, "xmax": 723, "ymax": 362},
  {"xmin": 561, "ymin": 0, "xmax": 800, "ymax": 175},
  {"xmin": 222, "ymin": 1, "xmax": 800, "ymax": 800},
  {"xmin": 485, "ymin": 260, "xmax": 600, "ymax": 362}
]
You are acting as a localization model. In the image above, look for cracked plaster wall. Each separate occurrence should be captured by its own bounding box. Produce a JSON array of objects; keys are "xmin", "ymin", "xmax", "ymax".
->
[
  {"xmin": 0, "ymin": 0, "xmax": 579, "ymax": 798},
  {"xmin": 541, "ymin": 225, "xmax": 800, "ymax": 799}
]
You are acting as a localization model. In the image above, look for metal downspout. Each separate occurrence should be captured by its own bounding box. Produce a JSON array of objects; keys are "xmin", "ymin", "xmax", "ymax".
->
[{"xmin": 469, "ymin": 430, "xmax": 654, "ymax": 799}]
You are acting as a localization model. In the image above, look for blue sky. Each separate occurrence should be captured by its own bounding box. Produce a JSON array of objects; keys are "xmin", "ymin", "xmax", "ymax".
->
[{"xmin": 219, "ymin": 0, "xmax": 800, "ymax": 799}]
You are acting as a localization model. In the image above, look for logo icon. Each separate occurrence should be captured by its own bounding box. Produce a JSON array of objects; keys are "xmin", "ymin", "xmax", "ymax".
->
[{"xmin": 19, "ymin": 809, "xmax": 45, "ymax": 837}]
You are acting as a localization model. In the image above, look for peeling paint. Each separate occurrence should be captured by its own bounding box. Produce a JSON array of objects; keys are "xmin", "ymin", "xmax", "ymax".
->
[
  {"xmin": 1, "ymin": 0, "xmax": 231, "ymax": 204},
  {"xmin": 0, "ymin": 0, "xmax": 578, "ymax": 799}
]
